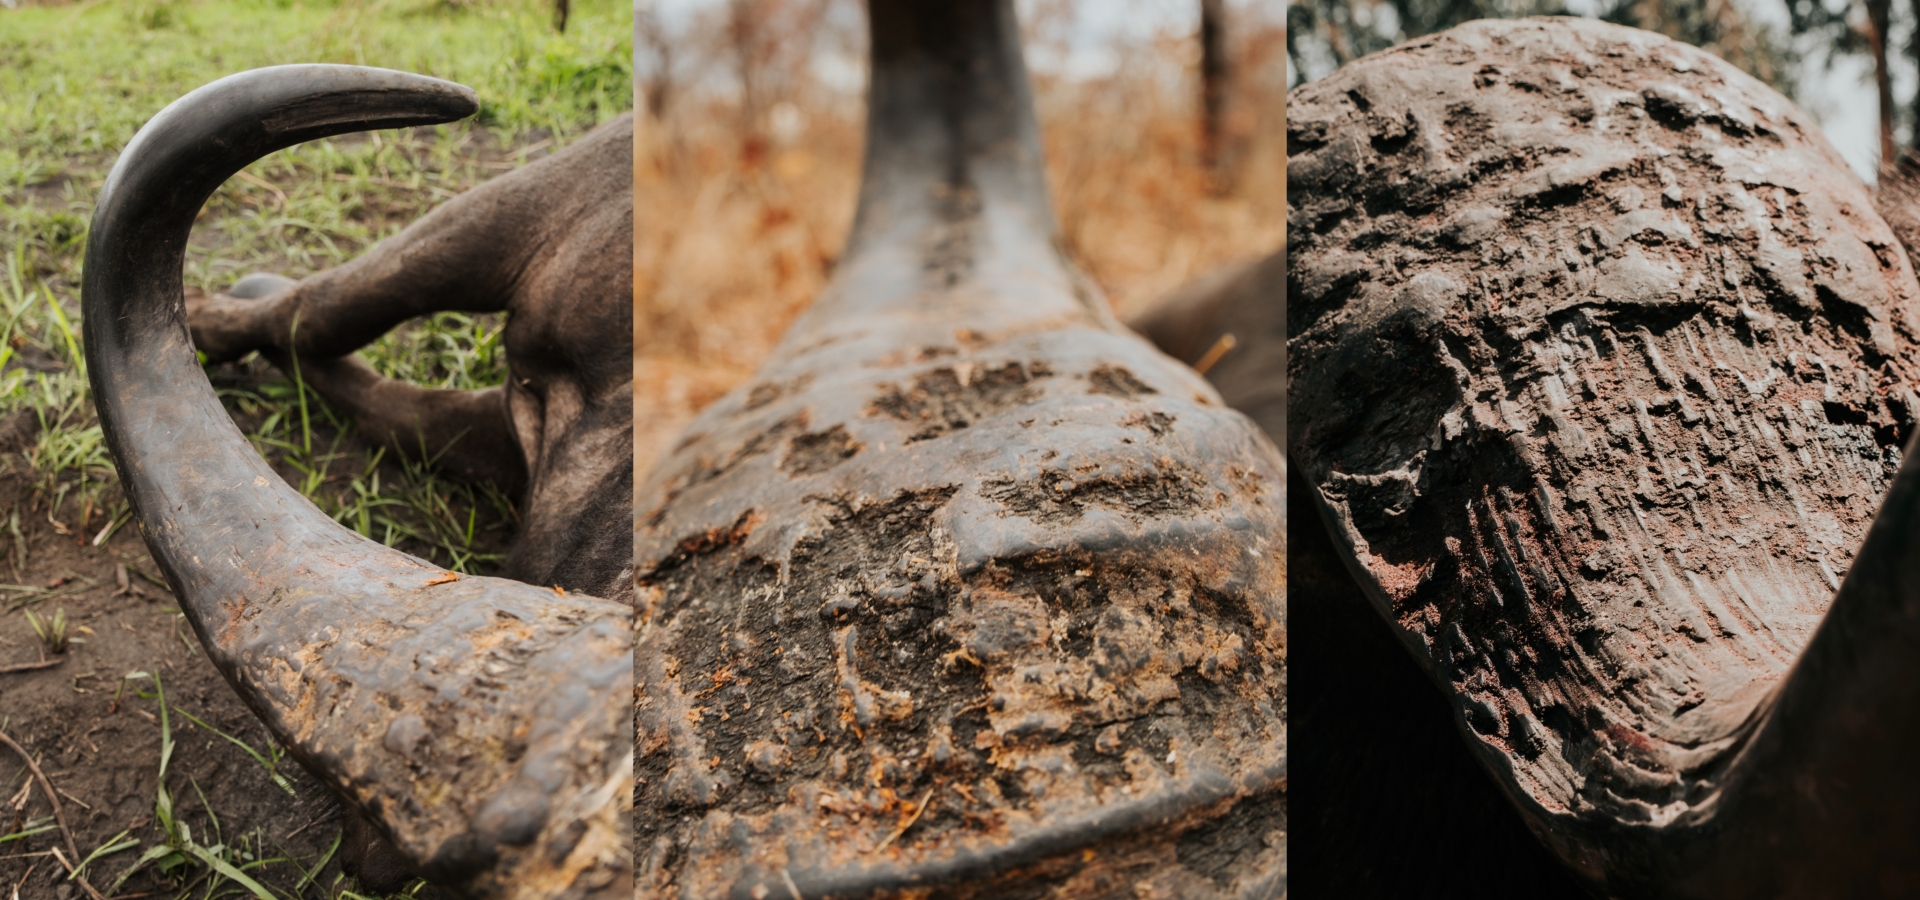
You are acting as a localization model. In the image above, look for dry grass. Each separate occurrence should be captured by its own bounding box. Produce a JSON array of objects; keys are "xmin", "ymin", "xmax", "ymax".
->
[{"xmin": 634, "ymin": 0, "xmax": 1285, "ymax": 477}]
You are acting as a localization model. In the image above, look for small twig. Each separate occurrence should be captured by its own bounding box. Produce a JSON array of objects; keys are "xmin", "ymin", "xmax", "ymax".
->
[
  {"xmin": 779, "ymin": 868, "xmax": 804, "ymax": 900},
  {"xmin": 10, "ymin": 861, "xmax": 35, "ymax": 900},
  {"xmin": 872, "ymin": 786, "xmax": 936, "ymax": 855},
  {"xmin": 233, "ymin": 170, "xmax": 289, "ymax": 210},
  {"xmin": 0, "ymin": 732, "xmax": 69, "ymax": 860},
  {"xmin": 110, "ymin": 564, "xmax": 145, "ymax": 601},
  {"xmin": 48, "ymin": 846, "xmax": 106, "ymax": 900},
  {"xmin": 4, "ymin": 585, "xmax": 85, "ymax": 615},
  {"xmin": 285, "ymin": 814, "xmax": 322, "ymax": 839},
  {"xmin": 0, "ymin": 727, "xmax": 100, "ymax": 899},
  {"xmin": 1193, "ymin": 332, "xmax": 1237, "ymax": 376},
  {"xmin": 0, "ymin": 657, "xmax": 59, "ymax": 675}
]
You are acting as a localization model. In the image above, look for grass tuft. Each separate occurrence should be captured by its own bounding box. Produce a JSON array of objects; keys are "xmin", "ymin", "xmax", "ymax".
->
[
  {"xmin": 22, "ymin": 605, "xmax": 70, "ymax": 654},
  {"xmin": 98, "ymin": 670, "xmax": 430, "ymax": 898}
]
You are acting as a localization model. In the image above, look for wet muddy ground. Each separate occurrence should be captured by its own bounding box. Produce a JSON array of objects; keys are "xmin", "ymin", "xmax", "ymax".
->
[{"xmin": 0, "ymin": 394, "xmax": 510, "ymax": 899}]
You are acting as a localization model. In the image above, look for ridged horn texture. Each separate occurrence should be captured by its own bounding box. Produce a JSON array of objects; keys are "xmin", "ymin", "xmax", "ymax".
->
[
  {"xmin": 82, "ymin": 65, "xmax": 632, "ymax": 899},
  {"xmin": 1289, "ymin": 17, "xmax": 1920, "ymax": 896},
  {"xmin": 631, "ymin": 1, "xmax": 1285, "ymax": 897}
]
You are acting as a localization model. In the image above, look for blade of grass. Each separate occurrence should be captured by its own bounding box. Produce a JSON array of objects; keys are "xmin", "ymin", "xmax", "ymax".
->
[
  {"xmin": 171, "ymin": 707, "xmax": 296, "ymax": 797},
  {"xmin": 67, "ymin": 828, "xmax": 137, "ymax": 882},
  {"xmin": 181, "ymin": 840, "xmax": 274, "ymax": 900},
  {"xmin": 0, "ymin": 816, "xmax": 55, "ymax": 845}
]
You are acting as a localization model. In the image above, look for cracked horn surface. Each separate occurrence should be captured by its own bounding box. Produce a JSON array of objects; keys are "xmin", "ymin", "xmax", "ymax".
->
[
  {"xmin": 1288, "ymin": 15, "xmax": 1920, "ymax": 879},
  {"xmin": 632, "ymin": 0, "xmax": 1282, "ymax": 892},
  {"xmin": 81, "ymin": 65, "xmax": 631, "ymax": 899},
  {"xmin": 634, "ymin": 308, "xmax": 1286, "ymax": 900}
]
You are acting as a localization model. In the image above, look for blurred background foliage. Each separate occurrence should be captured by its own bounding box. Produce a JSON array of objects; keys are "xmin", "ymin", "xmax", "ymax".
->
[
  {"xmin": 636, "ymin": 0, "xmax": 1287, "ymax": 476},
  {"xmin": 1288, "ymin": 0, "xmax": 1920, "ymax": 168},
  {"xmin": 1288, "ymin": 0, "xmax": 1798, "ymax": 94}
]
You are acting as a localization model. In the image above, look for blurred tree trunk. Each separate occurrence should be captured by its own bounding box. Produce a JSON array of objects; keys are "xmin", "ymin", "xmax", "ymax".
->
[
  {"xmin": 1910, "ymin": 0, "xmax": 1920, "ymax": 151},
  {"xmin": 1867, "ymin": 0, "xmax": 1895, "ymax": 165},
  {"xmin": 1200, "ymin": 0, "xmax": 1233, "ymax": 189},
  {"xmin": 554, "ymin": 0, "xmax": 569, "ymax": 32},
  {"xmin": 729, "ymin": 0, "xmax": 769, "ymax": 149},
  {"xmin": 639, "ymin": 7, "xmax": 674, "ymax": 118}
]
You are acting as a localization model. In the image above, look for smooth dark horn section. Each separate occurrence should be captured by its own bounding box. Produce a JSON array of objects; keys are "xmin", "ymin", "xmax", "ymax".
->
[
  {"xmin": 83, "ymin": 66, "xmax": 630, "ymax": 899},
  {"xmin": 789, "ymin": 0, "xmax": 1095, "ymax": 338},
  {"xmin": 632, "ymin": 1, "xmax": 1284, "ymax": 896}
]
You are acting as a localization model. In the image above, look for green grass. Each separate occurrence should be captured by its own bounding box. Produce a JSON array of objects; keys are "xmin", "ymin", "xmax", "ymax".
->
[
  {"xmin": 0, "ymin": 669, "xmax": 379, "ymax": 899},
  {"xmin": 0, "ymin": 3, "xmax": 629, "ymax": 894},
  {"xmin": 81, "ymin": 670, "xmax": 422, "ymax": 899},
  {"xmin": 0, "ymin": 0, "xmax": 629, "ymax": 570},
  {"xmin": 0, "ymin": 0, "xmax": 632, "ymax": 190}
]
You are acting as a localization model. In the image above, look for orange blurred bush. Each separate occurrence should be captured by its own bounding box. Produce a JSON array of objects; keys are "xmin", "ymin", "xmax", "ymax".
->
[{"xmin": 635, "ymin": 0, "xmax": 1283, "ymax": 477}]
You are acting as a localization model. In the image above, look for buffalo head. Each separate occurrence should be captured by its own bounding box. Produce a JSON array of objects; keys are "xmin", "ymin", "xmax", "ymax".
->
[{"xmin": 83, "ymin": 66, "xmax": 631, "ymax": 898}]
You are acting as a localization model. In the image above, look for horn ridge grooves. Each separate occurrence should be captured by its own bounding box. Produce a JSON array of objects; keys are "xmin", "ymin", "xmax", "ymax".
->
[
  {"xmin": 83, "ymin": 65, "xmax": 631, "ymax": 899},
  {"xmin": 1289, "ymin": 17, "xmax": 1920, "ymax": 896}
]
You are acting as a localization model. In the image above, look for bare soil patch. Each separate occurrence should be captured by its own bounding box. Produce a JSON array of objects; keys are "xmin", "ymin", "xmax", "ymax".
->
[{"xmin": 0, "ymin": 361, "xmax": 514, "ymax": 899}]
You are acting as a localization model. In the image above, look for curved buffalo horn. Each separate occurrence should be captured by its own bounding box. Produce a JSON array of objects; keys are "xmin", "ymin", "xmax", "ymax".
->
[
  {"xmin": 632, "ymin": 1, "xmax": 1284, "ymax": 897},
  {"xmin": 1289, "ymin": 17, "xmax": 1920, "ymax": 896},
  {"xmin": 82, "ymin": 66, "xmax": 631, "ymax": 898}
]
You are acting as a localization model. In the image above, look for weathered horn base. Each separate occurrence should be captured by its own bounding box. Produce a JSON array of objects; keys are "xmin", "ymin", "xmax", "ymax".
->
[
  {"xmin": 633, "ymin": 319, "xmax": 1285, "ymax": 899},
  {"xmin": 1289, "ymin": 15, "xmax": 1920, "ymax": 897},
  {"xmin": 1282, "ymin": 464, "xmax": 1584, "ymax": 898},
  {"xmin": 633, "ymin": 0, "xmax": 1282, "ymax": 893}
]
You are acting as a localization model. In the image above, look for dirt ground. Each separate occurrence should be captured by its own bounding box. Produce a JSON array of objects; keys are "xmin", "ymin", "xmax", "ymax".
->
[
  {"xmin": 0, "ymin": 481, "xmax": 333, "ymax": 899},
  {"xmin": 0, "ymin": 503, "xmax": 346, "ymax": 899},
  {"xmin": 0, "ymin": 377, "xmax": 514, "ymax": 900}
]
